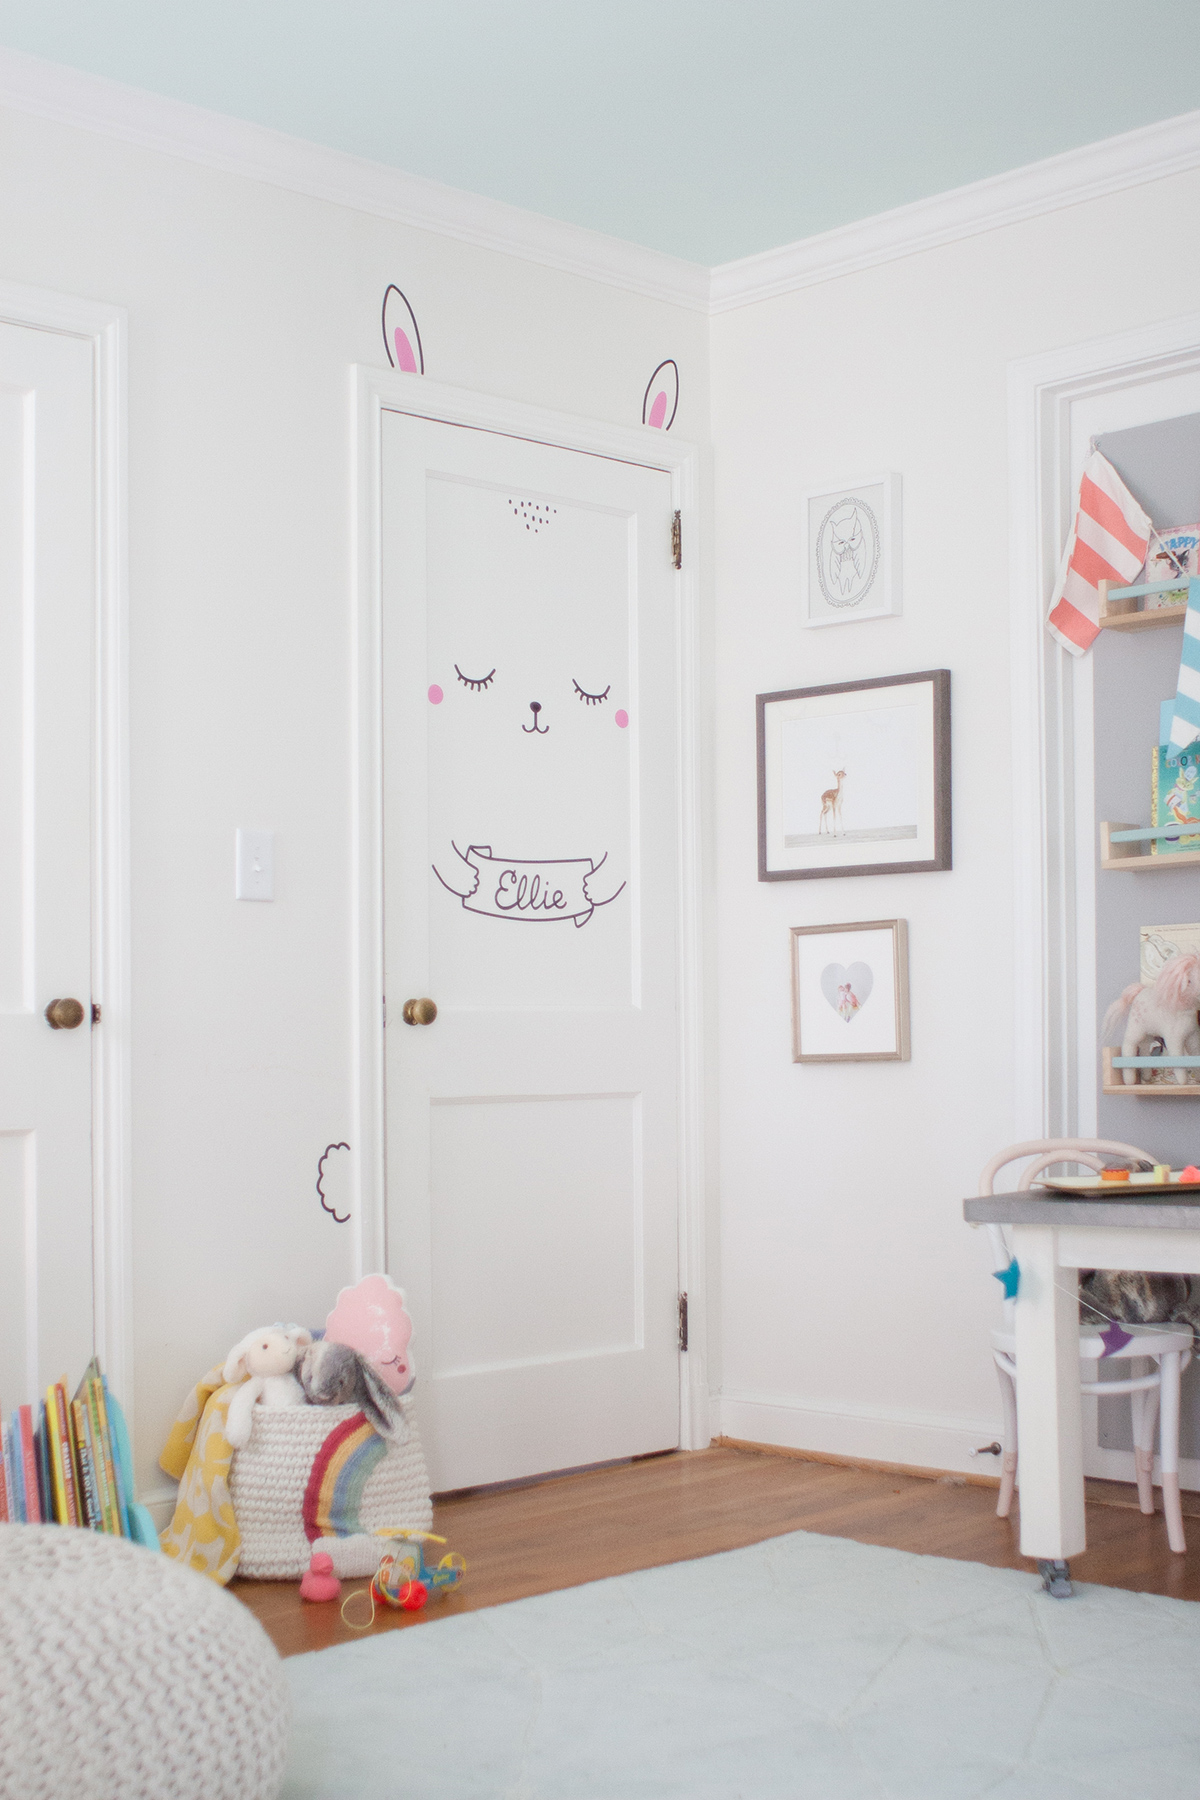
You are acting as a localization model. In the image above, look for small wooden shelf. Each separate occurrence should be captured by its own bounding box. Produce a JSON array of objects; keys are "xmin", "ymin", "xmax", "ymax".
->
[
  {"xmin": 1100, "ymin": 822, "xmax": 1200, "ymax": 871},
  {"xmin": 1103, "ymin": 1047, "xmax": 1200, "ymax": 1097},
  {"xmin": 1098, "ymin": 577, "xmax": 1188, "ymax": 633}
]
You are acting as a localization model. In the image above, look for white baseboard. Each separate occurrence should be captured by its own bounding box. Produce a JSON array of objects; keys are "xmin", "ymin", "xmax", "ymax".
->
[
  {"xmin": 138, "ymin": 1481, "xmax": 177, "ymax": 1531},
  {"xmin": 713, "ymin": 1390, "xmax": 1004, "ymax": 1477}
]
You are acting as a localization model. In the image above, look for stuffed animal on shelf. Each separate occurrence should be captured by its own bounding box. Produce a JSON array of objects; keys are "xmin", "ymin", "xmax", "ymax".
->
[
  {"xmin": 1103, "ymin": 949, "xmax": 1200, "ymax": 1085},
  {"xmin": 224, "ymin": 1323, "xmax": 313, "ymax": 1449},
  {"xmin": 296, "ymin": 1338, "xmax": 407, "ymax": 1443}
]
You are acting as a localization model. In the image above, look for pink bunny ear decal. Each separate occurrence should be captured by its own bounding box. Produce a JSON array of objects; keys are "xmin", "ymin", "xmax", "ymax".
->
[
  {"xmin": 642, "ymin": 359, "xmax": 678, "ymax": 431},
  {"xmin": 381, "ymin": 285, "xmax": 425, "ymax": 374}
]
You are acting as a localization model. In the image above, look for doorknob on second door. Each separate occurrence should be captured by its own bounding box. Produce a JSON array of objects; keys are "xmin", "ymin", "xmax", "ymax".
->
[
  {"xmin": 45, "ymin": 997, "xmax": 86, "ymax": 1030},
  {"xmin": 402, "ymin": 997, "xmax": 438, "ymax": 1026}
]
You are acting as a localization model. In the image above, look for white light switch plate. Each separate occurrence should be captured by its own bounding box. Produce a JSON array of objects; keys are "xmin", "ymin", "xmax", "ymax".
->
[{"xmin": 236, "ymin": 828, "xmax": 274, "ymax": 901}]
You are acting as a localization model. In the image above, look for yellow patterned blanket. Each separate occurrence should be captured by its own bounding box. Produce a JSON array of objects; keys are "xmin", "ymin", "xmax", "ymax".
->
[{"xmin": 159, "ymin": 1364, "xmax": 242, "ymax": 1585}]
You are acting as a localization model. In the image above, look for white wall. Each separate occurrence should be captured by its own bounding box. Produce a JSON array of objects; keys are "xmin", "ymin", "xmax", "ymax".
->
[
  {"xmin": 710, "ymin": 169, "xmax": 1200, "ymax": 1471},
  {"xmin": 0, "ymin": 100, "xmax": 709, "ymax": 1506}
]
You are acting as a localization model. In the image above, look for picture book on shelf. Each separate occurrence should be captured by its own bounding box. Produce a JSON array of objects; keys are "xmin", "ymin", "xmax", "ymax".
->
[
  {"xmin": 1145, "ymin": 525, "xmax": 1200, "ymax": 608},
  {"xmin": 1152, "ymin": 699, "xmax": 1200, "ymax": 854}
]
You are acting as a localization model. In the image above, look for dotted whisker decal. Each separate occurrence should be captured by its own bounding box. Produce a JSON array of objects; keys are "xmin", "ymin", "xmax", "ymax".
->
[{"xmin": 508, "ymin": 498, "xmax": 556, "ymax": 533}]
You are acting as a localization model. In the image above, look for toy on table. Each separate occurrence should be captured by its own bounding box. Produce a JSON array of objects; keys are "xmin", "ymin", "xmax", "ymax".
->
[
  {"xmin": 223, "ymin": 1324, "xmax": 313, "ymax": 1449},
  {"xmin": 299, "ymin": 1551, "xmax": 342, "ymax": 1604},
  {"xmin": 339, "ymin": 1531, "xmax": 466, "ymax": 1630}
]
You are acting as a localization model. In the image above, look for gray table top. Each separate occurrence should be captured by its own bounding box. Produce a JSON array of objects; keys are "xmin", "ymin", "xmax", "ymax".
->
[{"xmin": 965, "ymin": 1191, "xmax": 1200, "ymax": 1229}]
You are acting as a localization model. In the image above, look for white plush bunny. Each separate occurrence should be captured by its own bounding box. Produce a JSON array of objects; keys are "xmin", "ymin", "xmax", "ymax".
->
[{"xmin": 223, "ymin": 1323, "xmax": 312, "ymax": 1449}]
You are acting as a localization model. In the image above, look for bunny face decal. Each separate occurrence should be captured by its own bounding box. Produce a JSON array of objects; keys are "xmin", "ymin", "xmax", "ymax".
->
[{"xmin": 425, "ymin": 485, "xmax": 632, "ymax": 942}]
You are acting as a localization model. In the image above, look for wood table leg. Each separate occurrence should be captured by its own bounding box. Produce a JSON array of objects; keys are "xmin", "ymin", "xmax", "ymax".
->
[{"xmin": 1011, "ymin": 1224, "xmax": 1086, "ymax": 1562}]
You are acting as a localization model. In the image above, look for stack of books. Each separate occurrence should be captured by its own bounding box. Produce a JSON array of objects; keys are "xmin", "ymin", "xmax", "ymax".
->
[{"xmin": 0, "ymin": 1357, "xmax": 133, "ymax": 1532}]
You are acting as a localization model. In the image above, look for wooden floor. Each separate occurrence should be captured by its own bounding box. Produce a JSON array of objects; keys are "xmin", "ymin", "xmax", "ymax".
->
[{"xmin": 234, "ymin": 1442, "xmax": 1200, "ymax": 1658}]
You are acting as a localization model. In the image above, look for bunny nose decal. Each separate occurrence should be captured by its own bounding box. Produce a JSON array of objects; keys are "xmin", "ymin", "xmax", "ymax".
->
[{"xmin": 523, "ymin": 700, "xmax": 548, "ymax": 735}]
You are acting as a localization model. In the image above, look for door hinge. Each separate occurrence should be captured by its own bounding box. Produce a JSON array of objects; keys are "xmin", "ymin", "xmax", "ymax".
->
[
  {"xmin": 671, "ymin": 510, "xmax": 682, "ymax": 571},
  {"xmin": 678, "ymin": 1291, "xmax": 689, "ymax": 1354},
  {"xmin": 381, "ymin": 995, "xmax": 387, "ymax": 1028}
]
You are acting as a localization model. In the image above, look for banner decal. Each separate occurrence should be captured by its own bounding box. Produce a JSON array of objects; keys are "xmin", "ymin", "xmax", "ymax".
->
[{"xmin": 432, "ymin": 844, "xmax": 625, "ymax": 928}]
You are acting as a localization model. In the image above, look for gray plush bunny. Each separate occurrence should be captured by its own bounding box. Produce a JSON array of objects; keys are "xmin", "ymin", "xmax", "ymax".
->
[{"xmin": 297, "ymin": 1338, "xmax": 408, "ymax": 1443}]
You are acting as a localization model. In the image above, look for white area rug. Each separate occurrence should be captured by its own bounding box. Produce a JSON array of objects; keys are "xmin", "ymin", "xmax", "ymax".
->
[{"xmin": 281, "ymin": 1529, "xmax": 1200, "ymax": 1799}]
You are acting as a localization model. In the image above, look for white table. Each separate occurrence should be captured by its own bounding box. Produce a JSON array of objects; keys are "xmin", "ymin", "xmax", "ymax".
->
[{"xmin": 964, "ymin": 1191, "xmax": 1200, "ymax": 1577}]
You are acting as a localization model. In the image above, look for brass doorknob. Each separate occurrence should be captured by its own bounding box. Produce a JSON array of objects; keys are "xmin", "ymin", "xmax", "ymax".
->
[
  {"xmin": 402, "ymin": 997, "xmax": 438, "ymax": 1026},
  {"xmin": 45, "ymin": 997, "xmax": 86, "ymax": 1031}
]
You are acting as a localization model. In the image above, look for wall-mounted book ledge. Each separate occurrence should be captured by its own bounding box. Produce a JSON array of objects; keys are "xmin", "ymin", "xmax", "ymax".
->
[
  {"xmin": 1103, "ymin": 1046, "xmax": 1200, "ymax": 1096},
  {"xmin": 1100, "ymin": 822, "xmax": 1200, "ymax": 870},
  {"xmin": 1097, "ymin": 578, "xmax": 1189, "ymax": 631}
]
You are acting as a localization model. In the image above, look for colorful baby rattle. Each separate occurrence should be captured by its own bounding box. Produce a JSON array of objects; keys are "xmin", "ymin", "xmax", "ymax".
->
[{"xmin": 340, "ymin": 1530, "xmax": 466, "ymax": 1630}]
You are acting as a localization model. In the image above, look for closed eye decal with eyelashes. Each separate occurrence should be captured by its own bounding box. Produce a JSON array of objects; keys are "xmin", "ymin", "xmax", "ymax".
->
[
  {"xmin": 573, "ymin": 680, "xmax": 611, "ymax": 706},
  {"xmin": 455, "ymin": 665, "xmax": 496, "ymax": 691}
]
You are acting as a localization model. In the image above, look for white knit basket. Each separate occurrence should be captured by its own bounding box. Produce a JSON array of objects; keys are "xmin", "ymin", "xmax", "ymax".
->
[{"xmin": 230, "ymin": 1400, "xmax": 432, "ymax": 1580}]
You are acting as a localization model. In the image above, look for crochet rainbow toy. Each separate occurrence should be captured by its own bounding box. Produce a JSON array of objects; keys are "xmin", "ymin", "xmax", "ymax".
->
[{"xmin": 301, "ymin": 1412, "xmax": 390, "ymax": 1542}]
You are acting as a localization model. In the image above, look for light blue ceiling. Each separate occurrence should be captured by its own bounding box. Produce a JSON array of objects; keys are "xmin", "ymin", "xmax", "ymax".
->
[{"xmin": 0, "ymin": 0, "xmax": 1195, "ymax": 265}]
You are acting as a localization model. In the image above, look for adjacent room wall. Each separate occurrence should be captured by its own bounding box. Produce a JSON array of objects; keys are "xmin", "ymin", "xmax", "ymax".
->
[
  {"xmin": 0, "ymin": 99, "xmax": 710, "ymax": 1509},
  {"xmin": 710, "ymin": 168, "xmax": 1200, "ymax": 1472}
]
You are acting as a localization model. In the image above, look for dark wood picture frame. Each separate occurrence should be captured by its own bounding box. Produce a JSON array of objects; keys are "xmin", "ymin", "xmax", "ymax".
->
[{"xmin": 757, "ymin": 669, "xmax": 951, "ymax": 881}]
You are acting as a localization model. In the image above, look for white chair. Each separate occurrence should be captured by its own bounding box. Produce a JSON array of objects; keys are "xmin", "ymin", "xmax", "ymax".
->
[{"xmin": 979, "ymin": 1137, "xmax": 1192, "ymax": 1555}]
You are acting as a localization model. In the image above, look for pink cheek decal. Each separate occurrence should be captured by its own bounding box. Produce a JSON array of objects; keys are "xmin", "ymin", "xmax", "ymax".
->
[
  {"xmin": 615, "ymin": 709, "xmax": 629, "ymax": 729},
  {"xmin": 428, "ymin": 684, "xmax": 443, "ymax": 704}
]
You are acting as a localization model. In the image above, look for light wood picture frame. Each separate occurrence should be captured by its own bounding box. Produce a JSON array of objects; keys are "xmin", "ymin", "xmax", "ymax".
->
[
  {"xmin": 757, "ymin": 669, "xmax": 951, "ymax": 881},
  {"xmin": 790, "ymin": 919, "xmax": 910, "ymax": 1063}
]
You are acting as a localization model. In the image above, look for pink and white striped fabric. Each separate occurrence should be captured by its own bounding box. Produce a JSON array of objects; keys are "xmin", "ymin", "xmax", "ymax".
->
[{"xmin": 1047, "ymin": 449, "xmax": 1152, "ymax": 655}]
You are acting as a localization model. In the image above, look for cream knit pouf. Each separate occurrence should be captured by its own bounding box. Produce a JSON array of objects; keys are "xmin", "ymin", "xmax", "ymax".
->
[
  {"xmin": 0, "ymin": 1523, "xmax": 289, "ymax": 1800},
  {"xmin": 230, "ymin": 1398, "xmax": 432, "ymax": 1580}
]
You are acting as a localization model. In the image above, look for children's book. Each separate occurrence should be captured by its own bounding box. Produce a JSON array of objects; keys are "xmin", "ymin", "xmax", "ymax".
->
[
  {"xmin": 34, "ymin": 1404, "xmax": 53, "ymax": 1524},
  {"xmin": 1152, "ymin": 700, "xmax": 1200, "ymax": 854},
  {"xmin": 101, "ymin": 1378, "xmax": 130, "ymax": 1538},
  {"xmin": 54, "ymin": 1380, "xmax": 80, "ymax": 1527},
  {"xmin": 72, "ymin": 1397, "xmax": 101, "ymax": 1530},
  {"xmin": 7, "ymin": 1419, "xmax": 23, "ymax": 1523},
  {"xmin": 0, "ymin": 1419, "xmax": 8, "ymax": 1523},
  {"xmin": 91, "ymin": 1377, "xmax": 124, "ymax": 1536},
  {"xmin": 17, "ymin": 1406, "xmax": 40, "ymax": 1524},
  {"xmin": 1145, "ymin": 525, "xmax": 1200, "ymax": 608}
]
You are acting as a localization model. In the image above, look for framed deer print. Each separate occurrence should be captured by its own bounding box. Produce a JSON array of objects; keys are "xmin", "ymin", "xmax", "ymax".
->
[
  {"xmin": 790, "ymin": 920, "xmax": 910, "ymax": 1062},
  {"xmin": 757, "ymin": 670, "xmax": 950, "ymax": 881}
]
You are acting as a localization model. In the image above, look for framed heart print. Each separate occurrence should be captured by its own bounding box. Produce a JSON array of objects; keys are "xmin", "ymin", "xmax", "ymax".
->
[{"xmin": 790, "ymin": 919, "xmax": 909, "ymax": 1062}]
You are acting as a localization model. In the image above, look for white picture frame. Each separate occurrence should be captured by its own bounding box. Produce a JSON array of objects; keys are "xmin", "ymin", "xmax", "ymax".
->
[
  {"xmin": 802, "ymin": 471, "xmax": 902, "ymax": 627},
  {"xmin": 790, "ymin": 919, "xmax": 910, "ymax": 1063}
]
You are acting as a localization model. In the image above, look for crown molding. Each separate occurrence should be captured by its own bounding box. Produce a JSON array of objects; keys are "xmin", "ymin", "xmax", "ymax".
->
[
  {"xmin": 0, "ymin": 46, "xmax": 710, "ymax": 313},
  {"xmin": 710, "ymin": 108, "xmax": 1200, "ymax": 313},
  {"xmin": 2, "ymin": 46, "xmax": 1198, "ymax": 321}
]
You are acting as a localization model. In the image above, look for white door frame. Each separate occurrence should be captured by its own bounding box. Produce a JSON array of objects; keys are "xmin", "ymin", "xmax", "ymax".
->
[
  {"xmin": 351, "ymin": 365, "xmax": 710, "ymax": 1449},
  {"xmin": 1009, "ymin": 311, "xmax": 1200, "ymax": 1141},
  {"xmin": 0, "ymin": 280, "xmax": 132, "ymax": 1400},
  {"xmin": 1010, "ymin": 312, "xmax": 1200, "ymax": 1491}
]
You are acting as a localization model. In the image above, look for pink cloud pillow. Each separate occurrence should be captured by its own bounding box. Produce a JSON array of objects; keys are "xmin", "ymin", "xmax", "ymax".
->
[{"xmin": 324, "ymin": 1273, "xmax": 415, "ymax": 1395}]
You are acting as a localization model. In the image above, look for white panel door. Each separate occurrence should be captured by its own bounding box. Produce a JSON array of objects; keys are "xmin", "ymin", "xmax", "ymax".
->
[
  {"xmin": 382, "ymin": 411, "xmax": 680, "ymax": 1491},
  {"xmin": 0, "ymin": 323, "xmax": 96, "ymax": 1407}
]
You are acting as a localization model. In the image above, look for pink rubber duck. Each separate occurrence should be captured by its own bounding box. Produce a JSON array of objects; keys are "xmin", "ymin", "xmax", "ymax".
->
[{"xmin": 299, "ymin": 1551, "xmax": 342, "ymax": 1603}]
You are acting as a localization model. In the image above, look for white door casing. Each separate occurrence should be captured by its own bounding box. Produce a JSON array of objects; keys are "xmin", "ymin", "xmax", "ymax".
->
[
  {"xmin": 1009, "ymin": 309, "xmax": 1200, "ymax": 1491},
  {"xmin": 0, "ymin": 286, "xmax": 129, "ymax": 1411},
  {"xmin": 352, "ymin": 369, "xmax": 708, "ymax": 1480}
]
